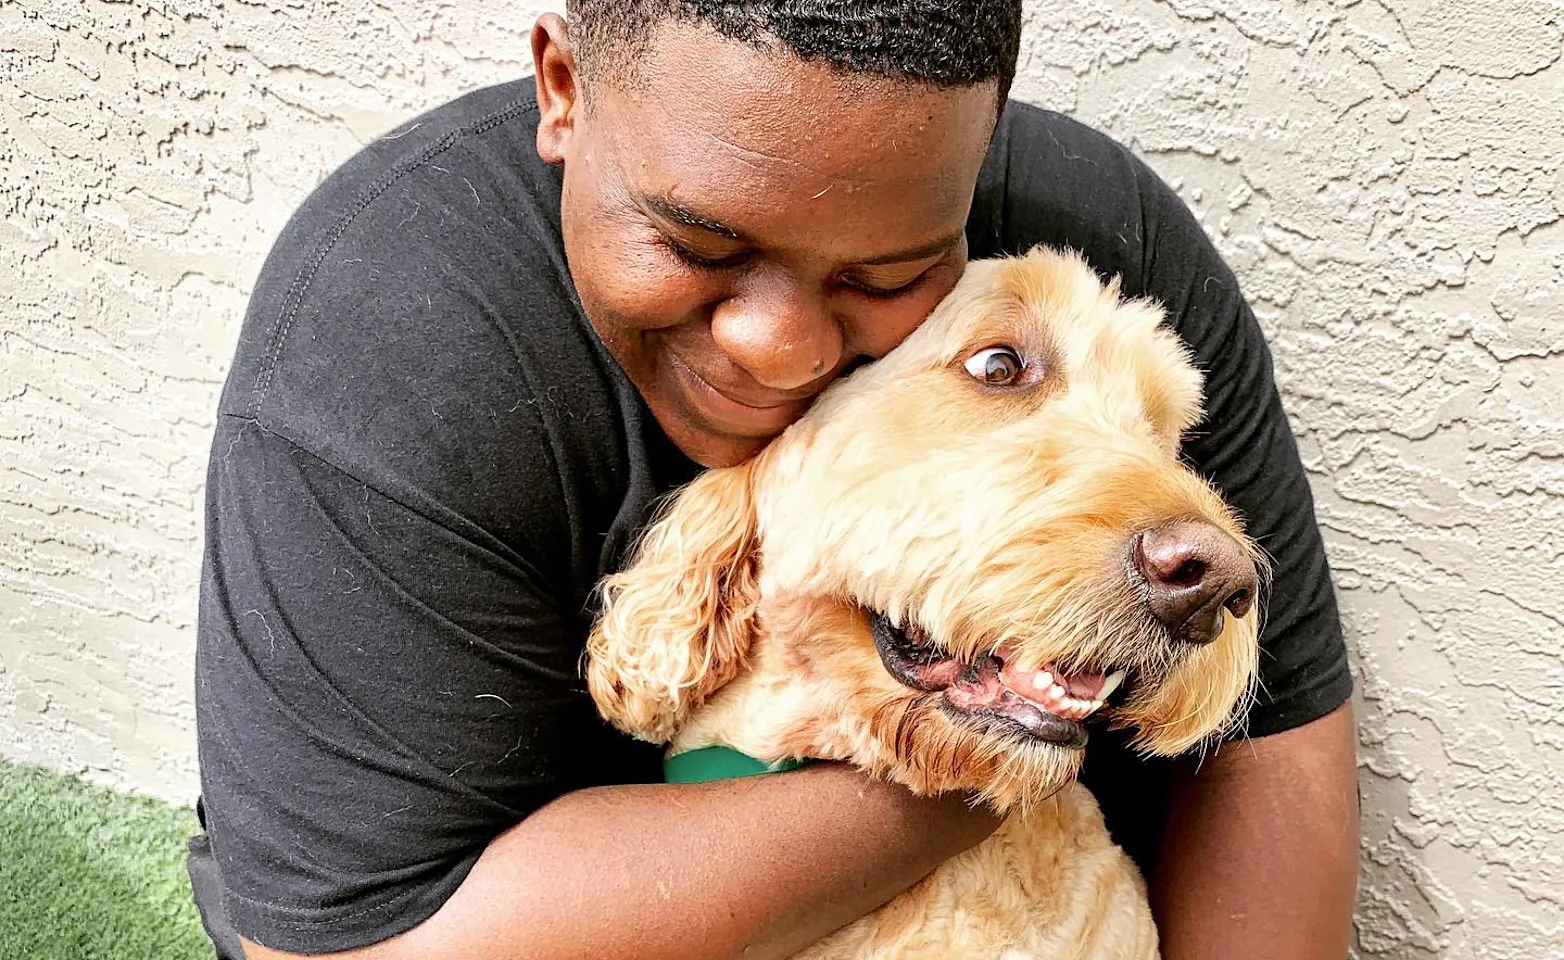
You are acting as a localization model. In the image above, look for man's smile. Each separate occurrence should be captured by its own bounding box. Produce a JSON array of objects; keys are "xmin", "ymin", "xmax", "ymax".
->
[{"xmin": 666, "ymin": 351, "xmax": 824, "ymax": 435}]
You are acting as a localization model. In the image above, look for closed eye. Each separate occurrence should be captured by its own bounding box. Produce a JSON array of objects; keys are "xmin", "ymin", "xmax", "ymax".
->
[
  {"xmin": 838, "ymin": 273, "xmax": 927, "ymax": 298},
  {"xmin": 658, "ymin": 234, "xmax": 751, "ymax": 271}
]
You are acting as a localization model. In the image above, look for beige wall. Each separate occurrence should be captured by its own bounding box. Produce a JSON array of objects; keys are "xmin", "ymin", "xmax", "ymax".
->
[{"xmin": 2, "ymin": 1, "xmax": 1560, "ymax": 955}]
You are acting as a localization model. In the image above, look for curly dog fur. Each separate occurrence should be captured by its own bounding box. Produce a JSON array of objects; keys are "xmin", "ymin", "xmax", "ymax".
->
[{"xmin": 586, "ymin": 245, "xmax": 1263, "ymax": 959}]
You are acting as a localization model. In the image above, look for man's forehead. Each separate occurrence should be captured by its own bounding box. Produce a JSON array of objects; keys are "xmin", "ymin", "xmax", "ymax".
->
[
  {"xmin": 593, "ymin": 97, "xmax": 993, "ymax": 221},
  {"xmin": 588, "ymin": 20, "xmax": 996, "ymax": 161}
]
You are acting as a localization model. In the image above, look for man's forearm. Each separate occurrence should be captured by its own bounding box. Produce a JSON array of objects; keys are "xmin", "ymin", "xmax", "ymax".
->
[
  {"xmin": 241, "ymin": 764, "xmax": 1000, "ymax": 960},
  {"xmin": 1151, "ymin": 703, "xmax": 1360, "ymax": 960}
]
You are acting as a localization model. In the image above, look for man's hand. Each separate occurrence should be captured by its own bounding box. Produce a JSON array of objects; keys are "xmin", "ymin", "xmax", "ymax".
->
[
  {"xmin": 239, "ymin": 763, "xmax": 1000, "ymax": 960},
  {"xmin": 1152, "ymin": 702, "xmax": 1360, "ymax": 960}
]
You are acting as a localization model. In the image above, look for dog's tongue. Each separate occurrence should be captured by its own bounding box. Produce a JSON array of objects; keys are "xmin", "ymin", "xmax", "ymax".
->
[
  {"xmin": 946, "ymin": 656, "xmax": 1108, "ymax": 708},
  {"xmin": 943, "ymin": 657, "xmax": 1092, "ymax": 746},
  {"xmin": 1060, "ymin": 669, "xmax": 1109, "ymax": 700},
  {"xmin": 995, "ymin": 646, "xmax": 1107, "ymax": 701}
]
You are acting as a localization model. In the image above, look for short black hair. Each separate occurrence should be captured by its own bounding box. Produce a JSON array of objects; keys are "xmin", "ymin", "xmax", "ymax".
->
[{"xmin": 567, "ymin": 0, "xmax": 1023, "ymax": 108}]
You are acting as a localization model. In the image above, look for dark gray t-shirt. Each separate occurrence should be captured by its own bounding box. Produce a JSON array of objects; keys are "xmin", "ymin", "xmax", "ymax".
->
[{"xmin": 190, "ymin": 80, "xmax": 1350, "ymax": 954}]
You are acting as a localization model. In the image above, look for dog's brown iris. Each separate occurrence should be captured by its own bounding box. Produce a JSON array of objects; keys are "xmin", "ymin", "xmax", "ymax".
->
[{"xmin": 965, "ymin": 346, "xmax": 1023, "ymax": 385}]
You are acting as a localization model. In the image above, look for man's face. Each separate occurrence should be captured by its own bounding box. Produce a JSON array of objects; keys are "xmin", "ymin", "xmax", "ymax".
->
[{"xmin": 536, "ymin": 19, "xmax": 997, "ymax": 467}]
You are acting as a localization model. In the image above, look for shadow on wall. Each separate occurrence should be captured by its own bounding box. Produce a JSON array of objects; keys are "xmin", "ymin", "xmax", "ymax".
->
[{"xmin": 0, "ymin": 760, "xmax": 210, "ymax": 960}]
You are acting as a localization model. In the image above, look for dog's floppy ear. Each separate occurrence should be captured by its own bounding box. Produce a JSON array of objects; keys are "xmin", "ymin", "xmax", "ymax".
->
[{"xmin": 585, "ymin": 464, "xmax": 760, "ymax": 744}]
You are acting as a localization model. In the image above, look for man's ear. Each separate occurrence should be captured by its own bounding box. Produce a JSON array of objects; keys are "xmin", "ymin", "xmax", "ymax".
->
[
  {"xmin": 531, "ymin": 13, "xmax": 580, "ymax": 164},
  {"xmin": 585, "ymin": 465, "xmax": 761, "ymax": 744}
]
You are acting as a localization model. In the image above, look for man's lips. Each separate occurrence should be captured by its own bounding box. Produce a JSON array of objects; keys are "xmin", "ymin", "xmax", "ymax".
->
[{"xmin": 666, "ymin": 353, "xmax": 820, "ymax": 435}]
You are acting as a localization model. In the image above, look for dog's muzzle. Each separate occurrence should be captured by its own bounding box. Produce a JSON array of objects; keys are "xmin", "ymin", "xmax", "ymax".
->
[{"xmin": 869, "ymin": 613, "xmax": 1126, "ymax": 750}]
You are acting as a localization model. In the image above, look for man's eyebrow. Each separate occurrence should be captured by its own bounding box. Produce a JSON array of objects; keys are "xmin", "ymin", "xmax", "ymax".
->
[{"xmin": 642, "ymin": 196, "xmax": 743, "ymax": 240}]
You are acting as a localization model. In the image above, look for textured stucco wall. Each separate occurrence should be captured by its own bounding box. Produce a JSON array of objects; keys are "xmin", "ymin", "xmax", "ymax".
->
[{"xmin": 2, "ymin": 1, "xmax": 1560, "ymax": 956}]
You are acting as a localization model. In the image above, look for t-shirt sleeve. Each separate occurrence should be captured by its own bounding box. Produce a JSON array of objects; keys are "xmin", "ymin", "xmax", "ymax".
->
[
  {"xmin": 195, "ymin": 413, "xmax": 605, "ymax": 951},
  {"xmin": 982, "ymin": 105, "xmax": 1352, "ymax": 741}
]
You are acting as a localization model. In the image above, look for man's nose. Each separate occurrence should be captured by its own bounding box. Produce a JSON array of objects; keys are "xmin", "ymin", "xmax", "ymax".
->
[{"xmin": 710, "ymin": 279, "xmax": 844, "ymax": 391}]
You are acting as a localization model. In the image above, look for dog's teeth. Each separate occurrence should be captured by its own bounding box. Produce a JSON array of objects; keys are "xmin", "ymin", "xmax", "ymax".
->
[
  {"xmin": 1098, "ymin": 670, "xmax": 1127, "ymax": 701},
  {"xmin": 1033, "ymin": 671, "xmax": 1053, "ymax": 692},
  {"xmin": 1048, "ymin": 683, "xmax": 1068, "ymax": 701}
]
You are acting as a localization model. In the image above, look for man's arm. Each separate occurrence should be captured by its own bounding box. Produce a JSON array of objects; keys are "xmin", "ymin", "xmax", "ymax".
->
[
  {"xmin": 240, "ymin": 765, "xmax": 999, "ymax": 960},
  {"xmin": 1151, "ymin": 703, "xmax": 1360, "ymax": 960},
  {"xmin": 193, "ymin": 420, "xmax": 995, "ymax": 958}
]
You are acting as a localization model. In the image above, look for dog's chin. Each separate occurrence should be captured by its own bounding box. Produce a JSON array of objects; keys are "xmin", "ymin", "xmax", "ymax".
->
[{"xmin": 867, "ymin": 611, "xmax": 1134, "ymax": 752}]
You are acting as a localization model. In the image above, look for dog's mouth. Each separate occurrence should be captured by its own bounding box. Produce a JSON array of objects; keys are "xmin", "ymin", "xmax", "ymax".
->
[{"xmin": 869, "ymin": 613, "xmax": 1127, "ymax": 750}]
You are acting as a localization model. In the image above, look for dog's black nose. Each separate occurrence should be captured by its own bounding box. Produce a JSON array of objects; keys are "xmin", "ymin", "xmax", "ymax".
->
[{"xmin": 1132, "ymin": 521, "xmax": 1257, "ymax": 646}]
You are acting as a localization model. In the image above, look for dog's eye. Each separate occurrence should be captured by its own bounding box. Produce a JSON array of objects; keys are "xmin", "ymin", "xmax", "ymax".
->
[{"xmin": 963, "ymin": 347, "xmax": 1025, "ymax": 385}]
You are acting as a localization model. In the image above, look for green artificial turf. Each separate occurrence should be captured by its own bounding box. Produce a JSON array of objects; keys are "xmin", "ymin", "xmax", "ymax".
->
[{"xmin": 0, "ymin": 759, "xmax": 210, "ymax": 960}]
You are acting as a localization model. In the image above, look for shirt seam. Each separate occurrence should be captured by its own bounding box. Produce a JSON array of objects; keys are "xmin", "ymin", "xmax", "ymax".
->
[
  {"xmin": 246, "ymin": 99, "xmax": 542, "ymax": 420},
  {"xmin": 222, "ymin": 409, "xmax": 545, "ymax": 557}
]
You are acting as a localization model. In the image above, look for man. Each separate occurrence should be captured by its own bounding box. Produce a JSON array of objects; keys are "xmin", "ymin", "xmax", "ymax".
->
[{"xmin": 188, "ymin": 2, "xmax": 1359, "ymax": 958}]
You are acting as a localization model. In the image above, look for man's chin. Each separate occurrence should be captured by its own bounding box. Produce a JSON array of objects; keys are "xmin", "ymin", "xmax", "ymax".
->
[
  {"xmin": 652, "ymin": 394, "xmax": 783, "ymax": 467},
  {"xmin": 668, "ymin": 423, "xmax": 775, "ymax": 469},
  {"xmin": 650, "ymin": 384, "xmax": 805, "ymax": 468}
]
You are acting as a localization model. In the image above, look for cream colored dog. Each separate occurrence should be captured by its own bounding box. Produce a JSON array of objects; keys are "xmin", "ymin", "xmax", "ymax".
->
[{"xmin": 586, "ymin": 245, "xmax": 1263, "ymax": 959}]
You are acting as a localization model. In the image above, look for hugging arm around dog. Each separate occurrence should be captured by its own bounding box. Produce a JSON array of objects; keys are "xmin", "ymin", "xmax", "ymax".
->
[{"xmin": 190, "ymin": 5, "xmax": 1358, "ymax": 960}]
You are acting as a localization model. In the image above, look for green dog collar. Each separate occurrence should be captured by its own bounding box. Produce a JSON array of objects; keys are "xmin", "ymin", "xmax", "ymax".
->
[{"xmin": 663, "ymin": 745, "xmax": 815, "ymax": 784}]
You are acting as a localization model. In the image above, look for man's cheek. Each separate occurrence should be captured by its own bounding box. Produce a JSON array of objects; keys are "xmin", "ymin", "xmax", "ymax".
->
[
  {"xmin": 580, "ymin": 254, "xmax": 716, "ymax": 329},
  {"xmin": 851, "ymin": 299, "xmax": 950, "ymax": 357}
]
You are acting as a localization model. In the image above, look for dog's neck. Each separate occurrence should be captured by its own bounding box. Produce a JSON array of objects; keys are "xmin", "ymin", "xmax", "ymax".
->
[
  {"xmin": 668, "ymin": 642, "xmax": 830, "ymax": 762},
  {"xmin": 668, "ymin": 596, "xmax": 866, "ymax": 766}
]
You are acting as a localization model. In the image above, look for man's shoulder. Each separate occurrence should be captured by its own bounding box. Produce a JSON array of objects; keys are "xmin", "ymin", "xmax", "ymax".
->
[
  {"xmin": 994, "ymin": 99, "xmax": 1140, "ymax": 168},
  {"xmin": 255, "ymin": 80, "xmax": 547, "ymax": 266},
  {"xmin": 211, "ymin": 80, "xmax": 641, "ymax": 560},
  {"xmin": 223, "ymin": 80, "xmax": 583, "ymax": 431},
  {"xmin": 972, "ymin": 100, "xmax": 1190, "ymax": 298}
]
